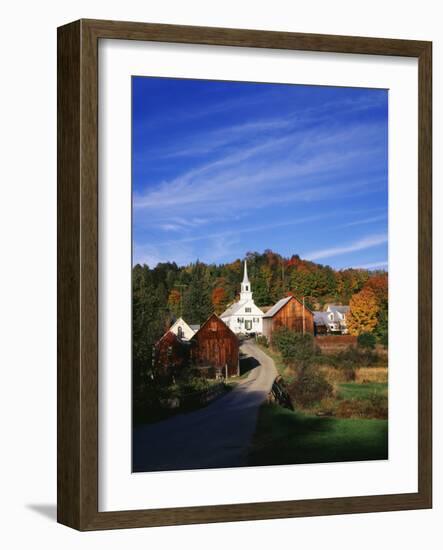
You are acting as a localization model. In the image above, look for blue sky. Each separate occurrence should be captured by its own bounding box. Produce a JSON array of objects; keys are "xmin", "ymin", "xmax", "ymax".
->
[{"xmin": 132, "ymin": 77, "xmax": 388, "ymax": 270}]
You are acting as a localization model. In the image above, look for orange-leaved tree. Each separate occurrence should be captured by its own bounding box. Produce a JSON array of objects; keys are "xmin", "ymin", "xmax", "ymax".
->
[
  {"xmin": 211, "ymin": 287, "xmax": 228, "ymax": 314},
  {"xmin": 363, "ymin": 274, "xmax": 388, "ymax": 308},
  {"xmin": 167, "ymin": 289, "xmax": 182, "ymax": 317},
  {"xmin": 347, "ymin": 288, "xmax": 380, "ymax": 336}
]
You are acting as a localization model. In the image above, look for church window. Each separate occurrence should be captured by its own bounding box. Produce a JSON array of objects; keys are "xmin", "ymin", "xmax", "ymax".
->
[{"xmin": 245, "ymin": 307, "xmax": 251, "ymax": 313}]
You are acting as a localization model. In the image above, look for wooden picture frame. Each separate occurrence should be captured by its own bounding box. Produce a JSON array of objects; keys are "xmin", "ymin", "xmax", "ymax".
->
[{"xmin": 57, "ymin": 18, "xmax": 432, "ymax": 530}]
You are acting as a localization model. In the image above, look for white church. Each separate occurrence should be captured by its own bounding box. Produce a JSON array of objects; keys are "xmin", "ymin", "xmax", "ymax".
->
[{"xmin": 221, "ymin": 261, "xmax": 264, "ymax": 335}]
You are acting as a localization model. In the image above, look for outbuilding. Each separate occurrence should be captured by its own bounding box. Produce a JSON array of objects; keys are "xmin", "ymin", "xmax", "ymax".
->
[
  {"xmin": 191, "ymin": 313, "xmax": 240, "ymax": 378},
  {"xmin": 262, "ymin": 295, "xmax": 314, "ymax": 340}
]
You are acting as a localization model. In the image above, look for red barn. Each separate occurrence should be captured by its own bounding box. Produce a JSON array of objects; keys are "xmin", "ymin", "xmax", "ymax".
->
[
  {"xmin": 191, "ymin": 314, "xmax": 239, "ymax": 378},
  {"xmin": 154, "ymin": 330, "xmax": 189, "ymax": 375},
  {"xmin": 262, "ymin": 295, "xmax": 314, "ymax": 340}
]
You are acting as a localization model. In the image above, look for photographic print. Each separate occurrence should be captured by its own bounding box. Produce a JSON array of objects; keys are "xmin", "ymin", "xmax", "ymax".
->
[{"xmin": 132, "ymin": 77, "xmax": 388, "ymax": 473}]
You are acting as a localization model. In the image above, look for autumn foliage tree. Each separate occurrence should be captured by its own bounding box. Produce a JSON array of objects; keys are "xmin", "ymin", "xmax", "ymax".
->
[
  {"xmin": 362, "ymin": 274, "xmax": 388, "ymax": 345},
  {"xmin": 167, "ymin": 289, "xmax": 182, "ymax": 317},
  {"xmin": 211, "ymin": 287, "xmax": 228, "ymax": 314},
  {"xmin": 363, "ymin": 274, "xmax": 388, "ymax": 307},
  {"xmin": 347, "ymin": 289, "xmax": 380, "ymax": 336}
]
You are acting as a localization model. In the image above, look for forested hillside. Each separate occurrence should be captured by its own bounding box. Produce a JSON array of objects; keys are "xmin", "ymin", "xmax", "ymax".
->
[{"xmin": 133, "ymin": 250, "xmax": 387, "ymax": 382}]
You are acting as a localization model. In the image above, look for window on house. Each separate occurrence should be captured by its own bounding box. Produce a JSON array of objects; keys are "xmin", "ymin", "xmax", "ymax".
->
[
  {"xmin": 245, "ymin": 307, "xmax": 251, "ymax": 313},
  {"xmin": 210, "ymin": 321, "xmax": 217, "ymax": 331},
  {"xmin": 177, "ymin": 326, "xmax": 183, "ymax": 338}
]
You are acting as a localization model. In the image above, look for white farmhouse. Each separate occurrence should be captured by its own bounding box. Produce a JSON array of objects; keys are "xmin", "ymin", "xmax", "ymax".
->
[
  {"xmin": 325, "ymin": 304, "xmax": 350, "ymax": 334},
  {"xmin": 168, "ymin": 317, "xmax": 199, "ymax": 341},
  {"xmin": 221, "ymin": 261, "xmax": 264, "ymax": 335}
]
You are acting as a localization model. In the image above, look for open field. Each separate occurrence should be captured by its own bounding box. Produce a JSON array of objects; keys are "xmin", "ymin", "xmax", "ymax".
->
[
  {"xmin": 248, "ymin": 404, "xmax": 388, "ymax": 466},
  {"xmin": 337, "ymin": 382, "xmax": 387, "ymax": 400}
]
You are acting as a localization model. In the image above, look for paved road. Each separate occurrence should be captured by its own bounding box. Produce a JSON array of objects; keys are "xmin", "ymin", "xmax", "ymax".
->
[{"xmin": 133, "ymin": 339, "xmax": 278, "ymax": 472}]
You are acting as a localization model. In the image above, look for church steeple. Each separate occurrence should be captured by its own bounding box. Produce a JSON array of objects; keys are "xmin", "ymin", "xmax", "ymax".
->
[
  {"xmin": 242, "ymin": 260, "xmax": 250, "ymax": 284},
  {"xmin": 240, "ymin": 260, "xmax": 252, "ymax": 302}
]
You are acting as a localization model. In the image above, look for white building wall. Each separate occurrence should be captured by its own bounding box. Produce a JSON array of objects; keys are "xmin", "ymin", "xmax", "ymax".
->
[
  {"xmin": 168, "ymin": 317, "xmax": 196, "ymax": 340},
  {"xmin": 220, "ymin": 261, "xmax": 264, "ymax": 335},
  {"xmin": 222, "ymin": 300, "xmax": 263, "ymax": 334}
]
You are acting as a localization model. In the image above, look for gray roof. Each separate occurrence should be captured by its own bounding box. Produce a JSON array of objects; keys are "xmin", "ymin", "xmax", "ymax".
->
[
  {"xmin": 220, "ymin": 301, "xmax": 244, "ymax": 318},
  {"xmin": 262, "ymin": 296, "xmax": 292, "ymax": 318},
  {"xmin": 313, "ymin": 311, "xmax": 329, "ymax": 325},
  {"xmin": 327, "ymin": 304, "xmax": 349, "ymax": 314},
  {"xmin": 189, "ymin": 324, "xmax": 200, "ymax": 331}
]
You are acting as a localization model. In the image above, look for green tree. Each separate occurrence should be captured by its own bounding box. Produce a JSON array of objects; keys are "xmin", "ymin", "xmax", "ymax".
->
[
  {"xmin": 271, "ymin": 328, "xmax": 318, "ymax": 367},
  {"xmin": 357, "ymin": 332, "xmax": 377, "ymax": 350},
  {"xmin": 132, "ymin": 265, "xmax": 168, "ymax": 386},
  {"xmin": 374, "ymin": 306, "xmax": 388, "ymax": 347},
  {"xmin": 182, "ymin": 262, "xmax": 213, "ymax": 324}
]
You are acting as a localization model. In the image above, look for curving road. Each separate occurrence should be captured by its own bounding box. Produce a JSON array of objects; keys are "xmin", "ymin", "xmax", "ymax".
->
[{"xmin": 133, "ymin": 339, "xmax": 278, "ymax": 472}]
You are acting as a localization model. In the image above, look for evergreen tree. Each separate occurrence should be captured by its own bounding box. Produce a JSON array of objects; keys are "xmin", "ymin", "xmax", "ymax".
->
[
  {"xmin": 182, "ymin": 262, "xmax": 213, "ymax": 324},
  {"xmin": 132, "ymin": 265, "xmax": 168, "ymax": 385}
]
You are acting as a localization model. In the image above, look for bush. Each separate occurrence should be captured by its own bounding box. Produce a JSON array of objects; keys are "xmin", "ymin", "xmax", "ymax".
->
[
  {"xmin": 256, "ymin": 335, "xmax": 269, "ymax": 347},
  {"xmin": 288, "ymin": 366, "xmax": 333, "ymax": 407},
  {"xmin": 271, "ymin": 328, "xmax": 319, "ymax": 366},
  {"xmin": 335, "ymin": 393, "xmax": 388, "ymax": 419},
  {"xmin": 357, "ymin": 332, "xmax": 377, "ymax": 349},
  {"xmin": 339, "ymin": 363, "xmax": 357, "ymax": 381},
  {"xmin": 335, "ymin": 345, "xmax": 378, "ymax": 368}
]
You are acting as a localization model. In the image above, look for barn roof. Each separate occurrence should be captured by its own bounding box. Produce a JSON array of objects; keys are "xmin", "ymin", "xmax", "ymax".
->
[
  {"xmin": 191, "ymin": 313, "xmax": 238, "ymax": 340},
  {"xmin": 263, "ymin": 295, "xmax": 314, "ymax": 318},
  {"xmin": 262, "ymin": 296, "xmax": 292, "ymax": 318},
  {"xmin": 155, "ymin": 329, "xmax": 180, "ymax": 347}
]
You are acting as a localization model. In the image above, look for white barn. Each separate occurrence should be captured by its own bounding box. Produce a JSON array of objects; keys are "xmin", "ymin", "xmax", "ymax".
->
[{"xmin": 221, "ymin": 261, "xmax": 264, "ymax": 335}]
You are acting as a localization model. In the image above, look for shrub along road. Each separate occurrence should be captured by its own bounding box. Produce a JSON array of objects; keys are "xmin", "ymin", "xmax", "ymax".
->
[{"xmin": 133, "ymin": 339, "xmax": 278, "ymax": 472}]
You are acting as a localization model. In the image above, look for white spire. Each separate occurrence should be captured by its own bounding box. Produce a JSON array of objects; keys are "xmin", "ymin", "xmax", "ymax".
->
[
  {"xmin": 240, "ymin": 260, "xmax": 252, "ymax": 302},
  {"xmin": 242, "ymin": 260, "xmax": 250, "ymax": 284}
]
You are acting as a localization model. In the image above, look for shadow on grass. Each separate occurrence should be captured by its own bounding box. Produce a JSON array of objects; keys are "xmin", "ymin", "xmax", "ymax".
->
[{"xmin": 248, "ymin": 404, "xmax": 388, "ymax": 467}]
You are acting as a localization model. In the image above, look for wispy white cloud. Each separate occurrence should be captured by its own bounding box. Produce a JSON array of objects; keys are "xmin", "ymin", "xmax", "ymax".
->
[
  {"xmin": 133, "ymin": 121, "xmax": 386, "ymax": 224},
  {"xmin": 133, "ymin": 83, "xmax": 388, "ymax": 268},
  {"xmin": 154, "ymin": 117, "xmax": 294, "ymax": 160},
  {"xmin": 304, "ymin": 233, "xmax": 388, "ymax": 261},
  {"xmin": 341, "ymin": 215, "xmax": 387, "ymax": 228},
  {"xmin": 351, "ymin": 260, "xmax": 389, "ymax": 270},
  {"xmin": 158, "ymin": 213, "xmax": 337, "ymax": 246}
]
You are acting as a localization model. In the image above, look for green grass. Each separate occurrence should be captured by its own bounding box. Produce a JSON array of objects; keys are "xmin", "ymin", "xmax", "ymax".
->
[
  {"xmin": 248, "ymin": 404, "xmax": 388, "ymax": 466},
  {"xmin": 337, "ymin": 382, "xmax": 387, "ymax": 401}
]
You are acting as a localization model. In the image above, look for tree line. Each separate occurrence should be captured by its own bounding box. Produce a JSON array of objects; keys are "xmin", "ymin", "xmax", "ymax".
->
[{"xmin": 133, "ymin": 250, "xmax": 388, "ymax": 383}]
